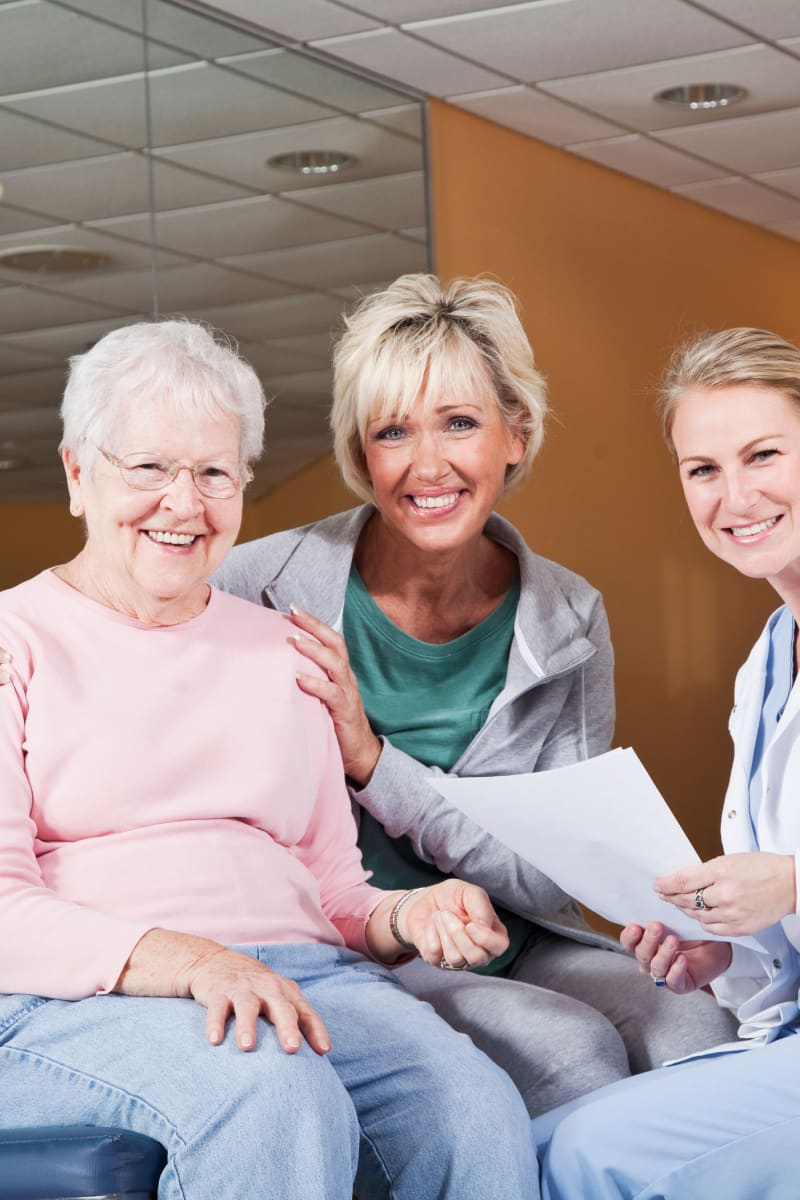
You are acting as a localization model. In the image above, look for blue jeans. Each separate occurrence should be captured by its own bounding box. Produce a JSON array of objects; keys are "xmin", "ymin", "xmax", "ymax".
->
[
  {"xmin": 0, "ymin": 944, "xmax": 537, "ymax": 1200},
  {"xmin": 532, "ymin": 1026, "xmax": 800, "ymax": 1199}
]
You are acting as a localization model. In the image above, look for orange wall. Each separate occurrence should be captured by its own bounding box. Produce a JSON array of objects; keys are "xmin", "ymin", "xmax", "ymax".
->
[
  {"xmin": 5, "ymin": 100, "xmax": 800, "ymax": 858},
  {"xmin": 428, "ymin": 99, "xmax": 800, "ymax": 854}
]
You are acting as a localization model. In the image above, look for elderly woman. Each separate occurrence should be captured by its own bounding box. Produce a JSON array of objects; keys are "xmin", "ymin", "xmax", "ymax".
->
[
  {"xmin": 213, "ymin": 273, "xmax": 735, "ymax": 1115},
  {"xmin": 533, "ymin": 327, "xmax": 800, "ymax": 1198},
  {"xmin": 0, "ymin": 319, "xmax": 537, "ymax": 1200}
]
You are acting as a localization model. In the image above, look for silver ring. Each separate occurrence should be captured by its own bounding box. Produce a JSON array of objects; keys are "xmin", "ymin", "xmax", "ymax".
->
[
  {"xmin": 650, "ymin": 970, "xmax": 667, "ymax": 987},
  {"xmin": 440, "ymin": 956, "xmax": 468, "ymax": 971},
  {"xmin": 694, "ymin": 887, "xmax": 709, "ymax": 911}
]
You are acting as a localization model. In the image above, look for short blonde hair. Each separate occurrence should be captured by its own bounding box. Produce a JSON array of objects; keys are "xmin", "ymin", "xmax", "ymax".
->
[
  {"xmin": 660, "ymin": 327, "xmax": 800, "ymax": 455},
  {"xmin": 331, "ymin": 273, "xmax": 548, "ymax": 501}
]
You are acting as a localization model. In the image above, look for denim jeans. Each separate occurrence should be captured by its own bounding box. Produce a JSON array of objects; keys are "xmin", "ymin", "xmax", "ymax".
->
[{"xmin": 0, "ymin": 943, "xmax": 537, "ymax": 1200}]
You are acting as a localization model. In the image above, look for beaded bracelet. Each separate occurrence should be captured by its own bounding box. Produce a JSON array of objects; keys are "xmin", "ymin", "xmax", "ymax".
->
[{"xmin": 388, "ymin": 887, "xmax": 426, "ymax": 952}]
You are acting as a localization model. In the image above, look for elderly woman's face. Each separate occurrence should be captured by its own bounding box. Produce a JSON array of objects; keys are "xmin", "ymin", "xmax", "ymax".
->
[
  {"xmin": 363, "ymin": 385, "xmax": 523, "ymax": 556},
  {"xmin": 64, "ymin": 396, "xmax": 244, "ymax": 616}
]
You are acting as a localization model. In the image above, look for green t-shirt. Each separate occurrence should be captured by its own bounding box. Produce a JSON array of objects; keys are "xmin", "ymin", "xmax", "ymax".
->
[{"xmin": 345, "ymin": 566, "xmax": 529, "ymax": 975}]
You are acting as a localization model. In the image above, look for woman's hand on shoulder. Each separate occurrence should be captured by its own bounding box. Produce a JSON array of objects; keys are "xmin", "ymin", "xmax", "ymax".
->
[
  {"xmin": 370, "ymin": 880, "xmax": 509, "ymax": 969},
  {"xmin": 655, "ymin": 851, "xmax": 796, "ymax": 937},
  {"xmin": 621, "ymin": 921, "xmax": 732, "ymax": 994},
  {"xmin": 288, "ymin": 605, "xmax": 381, "ymax": 785}
]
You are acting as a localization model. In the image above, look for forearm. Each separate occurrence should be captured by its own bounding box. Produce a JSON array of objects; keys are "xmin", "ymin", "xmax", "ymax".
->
[
  {"xmin": 114, "ymin": 927, "xmax": 226, "ymax": 998},
  {"xmin": 364, "ymin": 890, "xmax": 410, "ymax": 964}
]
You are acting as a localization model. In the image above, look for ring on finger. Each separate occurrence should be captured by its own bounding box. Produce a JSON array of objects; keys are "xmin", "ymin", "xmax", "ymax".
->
[
  {"xmin": 440, "ymin": 956, "xmax": 469, "ymax": 971},
  {"xmin": 649, "ymin": 969, "xmax": 667, "ymax": 987},
  {"xmin": 694, "ymin": 887, "xmax": 710, "ymax": 911}
]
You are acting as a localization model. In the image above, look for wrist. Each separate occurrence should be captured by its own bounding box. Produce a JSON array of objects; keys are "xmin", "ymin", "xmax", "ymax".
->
[
  {"xmin": 389, "ymin": 887, "xmax": 427, "ymax": 952},
  {"xmin": 348, "ymin": 735, "xmax": 382, "ymax": 789}
]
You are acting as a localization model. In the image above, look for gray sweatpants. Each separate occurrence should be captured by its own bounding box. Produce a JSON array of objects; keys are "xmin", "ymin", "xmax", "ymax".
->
[{"xmin": 396, "ymin": 928, "xmax": 738, "ymax": 1117}]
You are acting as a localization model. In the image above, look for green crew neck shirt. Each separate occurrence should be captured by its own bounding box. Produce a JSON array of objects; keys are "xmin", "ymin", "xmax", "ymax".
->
[{"xmin": 344, "ymin": 565, "xmax": 529, "ymax": 975}]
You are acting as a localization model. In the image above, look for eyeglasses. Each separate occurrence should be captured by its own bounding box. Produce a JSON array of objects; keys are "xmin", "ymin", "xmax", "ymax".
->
[{"xmin": 97, "ymin": 446, "xmax": 253, "ymax": 499}]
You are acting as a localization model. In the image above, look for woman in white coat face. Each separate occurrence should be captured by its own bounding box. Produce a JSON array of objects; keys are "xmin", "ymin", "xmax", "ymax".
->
[{"xmin": 534, "ymin": 327, "xmax": 800, "ymax": 1200}]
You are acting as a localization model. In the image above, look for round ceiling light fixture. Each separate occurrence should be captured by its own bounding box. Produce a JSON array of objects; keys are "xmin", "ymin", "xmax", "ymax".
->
[
  {"xmin": 0, "ymin": 246, "xmax": 111, "ymax": 274},
  {"xmin": 267, "ymin": 149, "xmax": 357, "ymax": 175},
  {"xmin": 655, "ymin": 82, "xmax": 747, "ymax": 110}
]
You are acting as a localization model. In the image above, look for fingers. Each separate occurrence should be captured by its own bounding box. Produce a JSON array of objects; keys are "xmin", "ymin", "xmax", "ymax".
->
[
  {"xmin": 619, "ymin": 924, "xmax": 645, "ymax": 954},
  {"xmin": 435, "ymin": 910, "xmax": 507, "ymax": 969}
]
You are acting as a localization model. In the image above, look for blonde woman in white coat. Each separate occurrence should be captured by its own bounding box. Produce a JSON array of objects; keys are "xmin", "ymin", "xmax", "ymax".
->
[{"xmin": 534, "ymin": 326, "xmax": 800, "ymax": 1200}]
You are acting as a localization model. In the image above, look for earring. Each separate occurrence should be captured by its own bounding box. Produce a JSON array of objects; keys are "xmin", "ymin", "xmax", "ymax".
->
[{"xmin": 69, "ymin": 500, "xmax": 83, "ymax": 517}]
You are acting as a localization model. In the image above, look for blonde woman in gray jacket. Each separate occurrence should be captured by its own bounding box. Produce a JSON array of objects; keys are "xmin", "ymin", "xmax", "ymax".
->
[{"xmin": 213, "ymin": 274, "xmax": 735, "ymax": 1114}]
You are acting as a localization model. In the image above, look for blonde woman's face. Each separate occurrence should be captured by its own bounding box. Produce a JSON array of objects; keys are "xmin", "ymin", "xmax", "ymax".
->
[
  {"xmin": 672, "ymin": 383, "xmax": 800, "ymax": 593},
  {"xmin": 363, "ymin": 385, "xmax": 524, "ymax": 556}
]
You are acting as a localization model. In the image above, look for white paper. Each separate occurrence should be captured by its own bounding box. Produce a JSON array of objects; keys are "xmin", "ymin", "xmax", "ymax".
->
[{"xmin": 432, "ymin": 747, "xmax": 755, "ymax": 946}]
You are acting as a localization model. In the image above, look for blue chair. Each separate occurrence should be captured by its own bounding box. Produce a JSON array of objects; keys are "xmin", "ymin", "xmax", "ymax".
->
[{"xmin": 0, "ymin": 1127, "xmax": 166, "ymax": 1199}]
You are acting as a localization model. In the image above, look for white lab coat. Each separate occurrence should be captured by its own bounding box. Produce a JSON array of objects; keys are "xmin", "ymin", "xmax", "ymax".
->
[{"xmin": 711, "ymin": 605, "xmax": 800, "ymax": 1042}]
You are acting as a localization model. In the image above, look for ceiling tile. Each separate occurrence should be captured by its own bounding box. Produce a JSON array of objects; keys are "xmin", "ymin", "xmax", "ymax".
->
[
  {"xmin": 697, "ymin": 0, "xmax": 800, "ymax": 39},
  {"xmin": 201, "ymin": 0, "xmax": 381, "ymax": 40},
  {"xmin": 311, "ymin": 28, "xmax": 508, "ymax": 95},
  {"xmin": 656, "ymin": 106, "xmax": 800, "ymax": 174},
  {"xmin": 0, "ymin": 108, "xmax": 116, "ymax": 172},
  {"xmin": 569, "ymin": 132, "xmax": 730, "ymax": 187},
  {"xmin": 360, "ymin": 104, "xmax": 425, "ymax": 138},
  {"xmin": 1, "ymin": 152, "xmax": 251, "ymax": 224},
  {"xmin": 0, "ymin": 342, "xmax": 65, "ymax": 373},
  {"xmin": 7, "ymin": 62, "xmax": 334, "ymax": 150},
  {"xmin": 404, "ymin": 0, "xmax": 751, "ymax": 84},
  {"xmin": 541, "ymin": 43, "xmax": 800, "ymax": 132},
  {"xmin": 0, "ymin": 286, "xmax": 125, "ymax": 335},
  {"xmin": 0, "ymin": 1, "xmax": 190, "ymax": 94},
  {"xmin": 0, "ymin": 205, "xmax": 60, "ymax": 237},
  {"xmin": 196, "ymin": 292, "xmax": 345, "ymax": 342},
  {"xmin": 453, "ymin": 84, "xmax": 622, "ymax": 145},
  {"xmin": 672, "ymin": 176, "xmax": 800, "ymax": 224},
  {"xmin": 4, "ymin": 315, "xmax": 148, "ymax": 362},
  {"xmin": 237, "ymin": 337, "xmax": 333, "ymax": 376},
  {"xmin": 218, "ymin": 47, "xmax": 409, "ymax": 113},
  {"xmin": 283, "ymin": 171, "xmax": 426, "ymax": 230},
  {"xmin": 753, "ymin": 166, "xmax": 800, "ymax": 200},
  {"xmin": 38, "ymin": 262, "xmax": 290, "ymax": 314},
  {"xmin": 0, "ymin": 367, "xmax": 75, "ymax": 413},
  {"xmin": 0, "ymin": 223, "xmax": 191, "ymax": 273},
  {"xmin": 153, "ymin": 115, "xmax": 423, "ymax": 193},
  {"xmin": 348, "ymin": 0, "xmax": 523, "ymax": 17},
  {"xmin": 59, "ymin": 0, "xmax": 271, "ymax": 57},
  {"xmin": 90, "ymin": 196, "xmax": 374, "ymax": 259},
  {"xmin": 223, "ymin": 231, "xmax": 427, "ymax": 289},
  {"xmin": 767, "ymin": 217, "xmax": 800, "ymax": 242}
]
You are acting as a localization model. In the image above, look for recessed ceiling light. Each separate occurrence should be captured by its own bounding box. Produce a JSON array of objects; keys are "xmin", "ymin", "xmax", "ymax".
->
[
  {"xmin": 0, "ymin": 456, "xmax": 28, "ymax": 471},
  {"xmin": 267, "ymin": 150, "xmax": 357, "ymax": 175},
  {"xmin": 655, "ymin": 83, "xmax": 746, "ymax": 110},
  {"xmin": 0, "ymin": 246, "xmax": 111, "ymax": 274}
]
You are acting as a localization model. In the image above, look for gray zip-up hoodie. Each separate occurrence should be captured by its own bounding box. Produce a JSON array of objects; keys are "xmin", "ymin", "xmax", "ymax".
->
[{"xmin": 213, "ymin": 505, "xmax": 618, "ymax": 947}]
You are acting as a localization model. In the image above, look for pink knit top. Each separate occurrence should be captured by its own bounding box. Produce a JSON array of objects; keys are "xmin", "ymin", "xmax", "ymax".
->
[{"xmin": 0, "ymin": 571, "xmax": 385, "ymax": 1000}]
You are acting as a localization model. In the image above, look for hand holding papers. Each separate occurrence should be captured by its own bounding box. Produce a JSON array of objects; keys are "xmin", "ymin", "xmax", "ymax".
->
[{"xmin": 431, "ymin": 747, "xmax": 752, "ymax": 945}]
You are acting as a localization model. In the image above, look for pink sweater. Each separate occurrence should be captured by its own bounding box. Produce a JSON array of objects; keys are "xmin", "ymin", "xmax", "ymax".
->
[{"xmin": 0, "ymin": 571, "xmax": 385, "ymax": 1000}]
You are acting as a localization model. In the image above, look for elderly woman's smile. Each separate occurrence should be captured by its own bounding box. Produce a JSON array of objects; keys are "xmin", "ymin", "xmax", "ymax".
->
[{"xmin": 62, "ymin": 397, "xmax": 245, "ymax": 626}]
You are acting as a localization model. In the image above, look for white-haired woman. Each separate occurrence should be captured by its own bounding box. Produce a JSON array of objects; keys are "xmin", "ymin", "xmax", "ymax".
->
[
  {"xmin": 0, "ymin": 319, "xmax": 537, "ymax": 1200},
  {"xmin": 213, "ymin": 274, "xmax": 735, "ymax": 1115},
  {"xmin": 533, "ymin": 327, "xmax": 800, "ymax": 1198}
]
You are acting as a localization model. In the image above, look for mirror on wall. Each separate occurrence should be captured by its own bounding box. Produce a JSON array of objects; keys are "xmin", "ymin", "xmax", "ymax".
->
[{"xmin": 0, "ymin": 0, "xmax": 430, "ymax": 502}]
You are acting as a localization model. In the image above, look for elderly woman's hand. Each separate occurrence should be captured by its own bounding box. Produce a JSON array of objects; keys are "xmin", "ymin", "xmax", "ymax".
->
[
  {"xmin": 288, "ymin": 605, "xmax": 382, "ymax": 786},
  {"xmin": 621, "ymin": 921, "xmax": 732, "ymax": 994},
  {"xmin": 368, "ymin": 880, "xmax": 508, "ymax": 969},
  {"xmin": 117, "ymin": 930, "xmax": 331, "ymax": 1055},
  {"xmin": 655, "ymin": 851, "xmax": 796, "ymax": 937}
]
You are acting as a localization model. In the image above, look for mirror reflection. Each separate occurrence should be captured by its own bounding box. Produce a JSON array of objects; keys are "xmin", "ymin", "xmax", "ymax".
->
[{"xmin": 0, "ymin": 0, "xmax": 429, "ymax": 501}]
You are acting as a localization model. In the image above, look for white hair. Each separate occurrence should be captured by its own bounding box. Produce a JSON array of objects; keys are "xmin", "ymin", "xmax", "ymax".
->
[{"xmin": 60, "ymin": 319, "xmax": 266, "ymax": 469}]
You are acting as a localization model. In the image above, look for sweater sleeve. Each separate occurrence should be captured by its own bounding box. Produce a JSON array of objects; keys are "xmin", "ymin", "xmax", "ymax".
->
[
  {"xmin": 290, "ymin": 706, "xmax": 386, "ymax": 956},
  {"xmin": 0, "ymin": 645, "xmax": 152, "ymax": 1001},
  {"xmin": 350, "ymin": 594, "xmax": 615, "ymax": 925}
]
